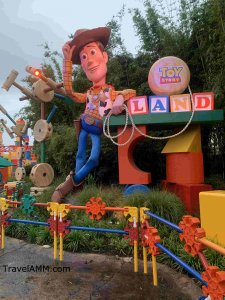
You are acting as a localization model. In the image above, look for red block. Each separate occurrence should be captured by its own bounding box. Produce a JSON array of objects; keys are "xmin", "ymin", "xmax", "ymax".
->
[
  {"xmin": 166, "ymin": 152, "xmax": 204, "ymax": 184},
  {"xmin": 118, "ymin": 125, "xmax": 151, "ymax": 184},
  {"xmin": 161, "ymin": 180, "xmax": 212, "ymax": 213}
]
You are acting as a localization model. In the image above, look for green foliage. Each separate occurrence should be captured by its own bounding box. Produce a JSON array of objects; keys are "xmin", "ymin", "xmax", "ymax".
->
[
  {"xmin": 205, "ymin": 174, "xmax": 225, "ymax": 189},
  {"xmin": 26, "ymin": 226, "xmax": 38, "ymax": 243},
  {"xmin": 6, "ymin": 222, "xmax": 28, "ymax": 239},
  {"xmin": 42, "ymin": 42, "xmax": 63, "ymax": 82},
  {"xmin": 132, "ymin": 3, "xmax": 164, "ymax": 58},
  {"xmin": 76, "ymin": 184, "xmax": 123, "ymax": 206},
  {"xmin": 107, "ymin": 236, "xmax": 131, "ymax": 255},
  {"xmin": 36, "ymin": 227, "xmax": 52, "ymax": 245},
  {"xmin": 106, "ymin": 6, "xmax": 127, "ymax": 56},
  {"xmin": 45, "ymin": 124, "xmax": 77, "ymax": 176},
  {"xmin": 64, "ymin": 231, "xmax": 89, "ymax": 252},
  {"xmin": 95, "ymin": 136, "xmax": 119, "ymax": 184},
  {"xmin": 124, "ymin": 188, "xmax": 186, "ymax": 224}
]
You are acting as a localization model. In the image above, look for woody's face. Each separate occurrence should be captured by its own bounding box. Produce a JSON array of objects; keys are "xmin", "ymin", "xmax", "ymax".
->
[{"xmin": 80, "ymin": 42, "xmax": 108, "ymax": 86}]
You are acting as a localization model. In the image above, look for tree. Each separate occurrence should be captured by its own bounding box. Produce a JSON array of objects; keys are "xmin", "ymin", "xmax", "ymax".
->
[{"xmin": 189, "ymin": 0, "xmax": 225, "ymax": 177}]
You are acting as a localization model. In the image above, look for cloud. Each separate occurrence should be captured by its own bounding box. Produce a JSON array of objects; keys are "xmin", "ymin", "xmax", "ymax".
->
[
  {"xmin": 0, "ymin": 89, "xmax": 32, "ymax": 146},
  {"xmin": 0, "ymin": 1, "xmax": 66, "ymax": 83},
  {"xmin": 0, "ymin": 1, "xmax": 68, "ymax": 146}
]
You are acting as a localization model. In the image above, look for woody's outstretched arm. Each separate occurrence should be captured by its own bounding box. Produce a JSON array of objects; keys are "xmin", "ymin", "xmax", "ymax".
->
[
  {"xmin": 111, "ymin": 89, "xmax": 136, "ymax": 115},
  {"xmin": 62, "ymin": 42, "xmax": 86, "ymax": 103}
]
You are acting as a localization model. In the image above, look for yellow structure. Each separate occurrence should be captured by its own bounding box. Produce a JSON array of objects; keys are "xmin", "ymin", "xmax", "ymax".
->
[
  {"xmin": 162, "ymin": 125, "xmax": 201, "ymax": 153},
  {"xmin": 124, "ymin": 207, "xmax": 139, "ymax": 272},
  {"xmin": 199, "ymin": 190, "xmax": 225, "ymax": 247}
]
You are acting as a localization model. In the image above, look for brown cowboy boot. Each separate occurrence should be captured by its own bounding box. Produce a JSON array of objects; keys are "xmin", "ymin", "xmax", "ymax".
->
[
  {"xmin": 65, "ymin": 171, "xmax": 84, "ymax": 193},
  {"xmin": 51, "ymin": 176, "xmax": 74, "ymax": 203},
  {"xmin": 51, "ymin": 172, "xmax": 84, "ymax": 203}
]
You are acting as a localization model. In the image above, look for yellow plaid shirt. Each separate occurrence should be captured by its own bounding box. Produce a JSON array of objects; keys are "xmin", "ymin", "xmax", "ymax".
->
[{"xmin": 63, "ymin": 59, "xmax": 136, "ymax": 120}]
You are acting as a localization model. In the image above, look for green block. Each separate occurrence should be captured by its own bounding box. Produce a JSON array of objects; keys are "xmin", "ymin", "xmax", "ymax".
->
[{"xmin": 104, "ymin": 110, "xmax": 224, "ymax": 129}]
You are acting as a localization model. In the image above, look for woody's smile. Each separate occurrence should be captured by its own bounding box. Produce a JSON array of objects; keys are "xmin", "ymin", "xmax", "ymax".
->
[{"xmin": 88, "ymin": 65, "xmax": 99, "ymax": 72}]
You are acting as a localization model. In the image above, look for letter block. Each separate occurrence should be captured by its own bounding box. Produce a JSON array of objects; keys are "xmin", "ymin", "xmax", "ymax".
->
[
  {"xmin": 193, "ymin": 92, "xmax": 214, "ymax": 111},
  {"xmin": 149, "ymin": 96, "xmax": 169, "ymax": 113},
  {"xmin": 128, "ymin": 96, "xmax": 149, "ymax": 115},
  {"xmin": 170, "ymin": 94, "xmax": 191, "ymax": 112}
]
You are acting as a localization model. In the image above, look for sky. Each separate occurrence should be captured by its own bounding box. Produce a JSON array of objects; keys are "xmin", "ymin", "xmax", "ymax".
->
[
  {"xmin": 0, "ymin": 0, "xmax": 181, "ymax": 146},
  {"xmin": 0, "ymin": 0, "xmax": 149, "ymax": 146}
]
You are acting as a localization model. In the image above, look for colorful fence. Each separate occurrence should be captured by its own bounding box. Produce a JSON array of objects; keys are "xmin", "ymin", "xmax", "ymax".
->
[
  {"xmin": 140, "ymin": 208, "xmax": 225, "ymax": 300},
  {"xmin": 0, "ymin": 194, "xmax": 225, "ymax": 299},
  {"xmin": 0, "ymin": 195, "xmax": 138, "ymax": 270}
]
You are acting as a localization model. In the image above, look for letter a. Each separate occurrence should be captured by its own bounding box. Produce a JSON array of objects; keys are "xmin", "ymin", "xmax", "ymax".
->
[{"xmin": 152, "ymin": 100, "xmax": 165, "ymax": 112}]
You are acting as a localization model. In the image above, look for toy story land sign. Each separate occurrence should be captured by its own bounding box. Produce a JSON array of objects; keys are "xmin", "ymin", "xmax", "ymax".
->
[{"xmin": 148, "ymin": 56, "xmax": 191, "ymax": 96}]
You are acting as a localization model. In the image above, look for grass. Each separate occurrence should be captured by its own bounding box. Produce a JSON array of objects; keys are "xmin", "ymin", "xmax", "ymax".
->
[
  {"xmin": 123, "ymin": 189, "xmax": 186, "ymax": 224},
  {"xmin": 4, "ymin": 181, "xmax": 225, "ymax": 279}
]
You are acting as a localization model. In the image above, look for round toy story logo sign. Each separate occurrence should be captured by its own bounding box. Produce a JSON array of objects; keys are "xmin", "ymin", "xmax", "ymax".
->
[{"xmin": 148, "ymin": 56, "xmax": 190, "ymax": 96}]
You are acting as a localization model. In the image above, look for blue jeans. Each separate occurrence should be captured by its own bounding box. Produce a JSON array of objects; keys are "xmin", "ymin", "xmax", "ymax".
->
[{"xmin": 73, "ymin": 118, "xmax": 102, "ymax": 184}]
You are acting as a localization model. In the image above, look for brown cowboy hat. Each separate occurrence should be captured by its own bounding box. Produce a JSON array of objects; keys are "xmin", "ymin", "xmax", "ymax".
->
[{"xmin": 69, "ymin": 27, "xmax": 111, "ymax": 64}]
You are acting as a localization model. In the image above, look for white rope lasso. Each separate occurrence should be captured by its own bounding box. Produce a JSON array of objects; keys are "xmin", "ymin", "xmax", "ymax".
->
[{"xmin": 103, "ymin": 85, "xmax": 195, "ymax": 146}]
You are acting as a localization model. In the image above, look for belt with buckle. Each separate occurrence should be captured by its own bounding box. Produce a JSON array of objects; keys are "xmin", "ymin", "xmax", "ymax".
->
[{"xmin": 83, "ymin": 115, "xmax": 103, "ymax": 129}]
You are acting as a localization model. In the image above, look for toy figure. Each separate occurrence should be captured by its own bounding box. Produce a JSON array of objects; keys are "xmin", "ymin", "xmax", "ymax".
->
[{"xmin": 51, "ymin": 27, "xmax": 136, "ymax": 202}]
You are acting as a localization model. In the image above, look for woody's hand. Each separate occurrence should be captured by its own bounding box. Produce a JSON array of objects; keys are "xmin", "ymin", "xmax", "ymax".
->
[
  {"xmin": 111, "ymin": 95, "xmax": 125, "ymax": 115},
  {"xmin": 62, "ymin": 42, "xmax": 76, "ymax": 60},
  {"xmin": 111, "ymin": 105, "xmax": 124, "ymax": 115}
]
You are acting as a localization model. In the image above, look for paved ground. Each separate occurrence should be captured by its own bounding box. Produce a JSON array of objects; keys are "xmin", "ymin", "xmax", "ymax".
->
[{"xmin": 0, "ymin": 237, "xmax": 202, "ymax": 300}]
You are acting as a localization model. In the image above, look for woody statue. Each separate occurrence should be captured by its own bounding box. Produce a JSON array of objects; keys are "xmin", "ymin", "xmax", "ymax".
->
[{"xmin": 51, "ymin": 27, "xmax": 136, "ymax": 202}]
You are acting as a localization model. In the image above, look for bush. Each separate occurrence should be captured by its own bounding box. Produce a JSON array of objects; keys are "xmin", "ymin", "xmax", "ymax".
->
[
  {"xmin": 44, "ymin": 124, "xmax": 78, "ymax": 176},
  {"xmin": 123, "ymin": 188, "xmax": 186, "ymax": 224}
]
